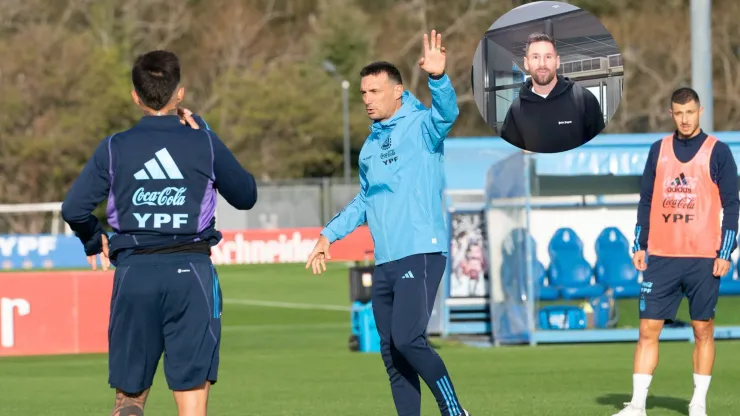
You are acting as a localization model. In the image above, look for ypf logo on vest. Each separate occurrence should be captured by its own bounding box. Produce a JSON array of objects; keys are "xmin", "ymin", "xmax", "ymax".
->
[
  {"xmin": 661, "ymin": 172, "xmax": 696, "ymax": 223},
  {"xmin": 131, "ymin": 148, "xmax": 189, "ymax": 229}
]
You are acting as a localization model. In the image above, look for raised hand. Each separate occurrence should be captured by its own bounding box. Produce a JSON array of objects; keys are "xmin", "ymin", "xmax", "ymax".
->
[
  {"xmin": 418, "ymin": 29, "xmax": 446, "ymax": 77},
  {"xmin": 177, "ymin": 107, "xmax": 200, "ymax": 129}
]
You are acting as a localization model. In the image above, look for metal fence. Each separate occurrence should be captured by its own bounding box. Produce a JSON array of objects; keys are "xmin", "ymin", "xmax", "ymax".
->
[{"xmin": 214, "ymin": 178, "xmax": 361, "ymax": 230}]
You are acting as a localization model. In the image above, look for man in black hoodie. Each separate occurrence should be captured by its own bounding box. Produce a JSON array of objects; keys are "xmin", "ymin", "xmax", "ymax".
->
[{"xmin": 500, "ymin": 33, "xmax": 606, "ymax": 153}]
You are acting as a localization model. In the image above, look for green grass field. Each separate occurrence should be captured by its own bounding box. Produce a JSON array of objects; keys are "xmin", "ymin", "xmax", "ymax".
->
[{"xmin": 2, "ymin": 263, "xmax": 740, "ymax": 415}]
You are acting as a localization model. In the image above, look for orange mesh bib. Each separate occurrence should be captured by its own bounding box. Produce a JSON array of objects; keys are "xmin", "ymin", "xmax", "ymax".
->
[{"xmin": 647, "ymin": 134, "xmax": 721, "ymax": 258}]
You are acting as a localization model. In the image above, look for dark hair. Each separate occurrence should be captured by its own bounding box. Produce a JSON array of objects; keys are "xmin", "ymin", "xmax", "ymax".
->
[
  {"xmin": 525, "ymin": 32, "xmax": 557, "ymax": 55},
  {"xmin": 360, "ymin": 61, "xmax": 403, "ymax": 85},
  {"xmin": 131, "ymin": 50, "xmax": 181, "ymax": 111},
  {"xmin": 671, "ymin": 87, "xmax": 700, "ymax": 106}
]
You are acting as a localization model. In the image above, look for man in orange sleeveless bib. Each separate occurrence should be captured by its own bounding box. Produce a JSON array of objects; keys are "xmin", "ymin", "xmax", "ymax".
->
[{"xmin": 614, "ymin": 88, "xmax": 739, "ymax": 416}]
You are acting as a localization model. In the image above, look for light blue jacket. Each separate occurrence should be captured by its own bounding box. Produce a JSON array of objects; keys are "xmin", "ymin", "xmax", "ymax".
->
[{"xmin": 321, "ymin": 74, "xmax": 459, "ymax": 265}]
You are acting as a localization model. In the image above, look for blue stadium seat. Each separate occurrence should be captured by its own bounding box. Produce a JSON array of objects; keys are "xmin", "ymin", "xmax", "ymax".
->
[
  {"xmin": 548, "ymin": 228, "xmax": 605, "ymax": 300},
  {"xmin": 594, "ymin": 227, "xmax": 641, "ymax": 298},
  {"xmin": 719, "ymin": 260, "xmax": 740, "ymax": 295}
]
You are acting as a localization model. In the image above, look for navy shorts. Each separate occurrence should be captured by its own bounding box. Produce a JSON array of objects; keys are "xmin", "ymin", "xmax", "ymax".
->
[
  {"xmin": 108, "ymin": 253, "xmax": 222, "ymax": 393},
  {"xmin": 639, "ymin": 255, "xmax": 720, "ymax": 321}
]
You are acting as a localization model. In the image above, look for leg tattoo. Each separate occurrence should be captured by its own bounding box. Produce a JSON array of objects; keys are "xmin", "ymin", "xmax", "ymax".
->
[{"xmin": 111, "ymin": 388, "xmax": 150, "ymax": 416}]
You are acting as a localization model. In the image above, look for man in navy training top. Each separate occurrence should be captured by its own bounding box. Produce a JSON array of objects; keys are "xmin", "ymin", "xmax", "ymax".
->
[
  {"xmin": 617, "ymin": 87, "xmax": 739, "ymax": 416},
  {"xmin": 306, "ymin": 31, "xmax": 470, "ymax": 416},
  {"xmin": 61, "ymin": 50, "xmax": 257, "ymax": 416}
]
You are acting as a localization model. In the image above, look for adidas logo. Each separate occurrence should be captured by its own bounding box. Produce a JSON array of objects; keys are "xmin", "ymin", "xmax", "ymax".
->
[
  {"xmin": 665, "ymin": 172, "xmax": 692, "ymax": 193},
  {"xmin": 673, "ymin": 172, "xmax": 688, "ymax": 186},
  {"xmin": 134, "ymin": 148, "xmax": 183, "ymax": 180},
  {"xmin": 402, "ymin": 271, "xmax": 415, "ymax": 279}
]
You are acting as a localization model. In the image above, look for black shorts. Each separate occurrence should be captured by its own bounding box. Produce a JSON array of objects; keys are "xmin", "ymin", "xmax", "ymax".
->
[
  {"xmin": 639, "ymin": 255, "xmax": 720, "ymax": 321},
  {"xmin": 108, "ymin": 253, "xmax": 222, "ymax": 393}
]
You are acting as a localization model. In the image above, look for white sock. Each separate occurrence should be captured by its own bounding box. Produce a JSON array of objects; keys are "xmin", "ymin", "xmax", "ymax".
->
[
  {"xmin": 630, "ymin": 373, "xmax": 653, "ymax": 409},
  {"xmin": 690, "ymin": 373, "xmax": 711, "ymax": 407}
]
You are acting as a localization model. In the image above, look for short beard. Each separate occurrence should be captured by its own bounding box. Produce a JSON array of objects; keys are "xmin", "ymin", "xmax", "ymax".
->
[{"xmin": 531, "ymin": 70, "xmax": 555, "ymax": 86}]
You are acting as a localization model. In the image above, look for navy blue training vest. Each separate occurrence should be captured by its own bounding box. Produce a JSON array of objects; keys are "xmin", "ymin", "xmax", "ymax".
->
[{"xmin": 107, "ymin": 116, "xmax": 216, "ymax": 237}]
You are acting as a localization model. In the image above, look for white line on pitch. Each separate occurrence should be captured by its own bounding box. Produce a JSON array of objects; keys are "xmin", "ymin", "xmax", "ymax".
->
[
  {"xmin": 222, "ymin": 322, "xmax": 348, "ymax": 332},
  {"xmin": 224, "ymin": 298, "xmax": 351, "ymax": 311}
]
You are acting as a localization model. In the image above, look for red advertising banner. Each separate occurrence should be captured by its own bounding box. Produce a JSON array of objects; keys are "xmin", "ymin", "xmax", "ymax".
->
[
  {"xmin": 0, "ymin": 227, "xmax": 374, "ymax": 357},
  {"xmin": 211, "ymin": 226, "xmax": 374, "ymax": 265},
  {"xmin": 0, "ymin": 271, "xmax": 113, "ymax": 357}
]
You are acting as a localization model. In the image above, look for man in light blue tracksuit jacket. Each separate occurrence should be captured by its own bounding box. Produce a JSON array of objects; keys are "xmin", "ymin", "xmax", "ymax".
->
[{"xmin": 306, "ymin": 31, "xmax": 469, "ymax": 416}]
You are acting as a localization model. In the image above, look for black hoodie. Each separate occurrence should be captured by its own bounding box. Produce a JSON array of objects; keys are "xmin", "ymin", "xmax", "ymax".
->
[{"xmin": 500, "ymin": 75, "xmax": 605, "ymax": 153}]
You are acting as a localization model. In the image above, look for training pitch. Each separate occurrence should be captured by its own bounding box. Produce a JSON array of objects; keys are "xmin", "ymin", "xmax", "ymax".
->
[{"xmin": 1, "ymin": 263, "xmax": 740, "ymax": 415}]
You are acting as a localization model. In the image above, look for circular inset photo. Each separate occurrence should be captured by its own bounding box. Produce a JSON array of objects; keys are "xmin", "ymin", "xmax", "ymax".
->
[{"xmin": 471, "ymin": 1, "xmax": 624, "ymax": 153}]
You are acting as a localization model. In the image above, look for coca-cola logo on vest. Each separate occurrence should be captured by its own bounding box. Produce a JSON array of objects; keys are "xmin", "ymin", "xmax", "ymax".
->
[{"xmin": 662, "ymin": 173, "xmax": 696, "ymax": 209}]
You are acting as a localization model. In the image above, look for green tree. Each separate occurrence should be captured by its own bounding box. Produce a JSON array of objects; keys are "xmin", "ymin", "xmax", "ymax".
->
[{"xmin": 206, "ymin": 60, "xmax": 370, "ymax": 179}]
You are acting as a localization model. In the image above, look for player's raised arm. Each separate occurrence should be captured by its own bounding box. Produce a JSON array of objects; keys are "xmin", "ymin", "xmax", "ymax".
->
[
  {"xmin": 183, "ymin": 111, "xmax": 257, "ymax": 209},
  {"xmin": 61, "ymin": 138, "xmax": 111, "ymax": 262},
  {"xmin": 418, "ymin": 30, "xmax": 459, "ymax": 153},
  {"xmin": 210, "ymin": 132, "xmax": 258, "ymax": 210}
]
